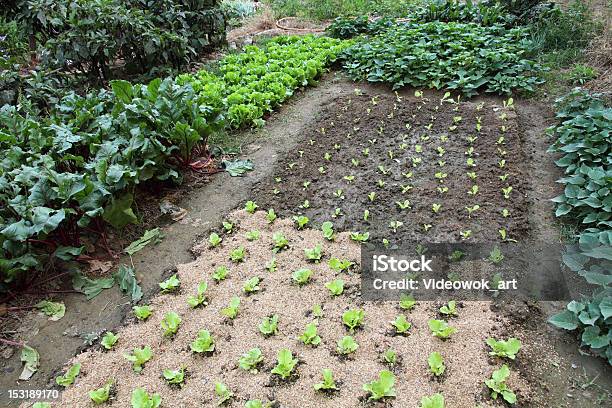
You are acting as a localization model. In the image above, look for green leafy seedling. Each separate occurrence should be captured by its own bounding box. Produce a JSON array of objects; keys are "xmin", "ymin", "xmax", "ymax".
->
[
  {"xmin": 439, "ymin": 301, "xmax": 458, "ymax": 317},
  {"xmin": 259, "ymin": 315, "xmax": 279, "ymax": 336},
  {"xmin": 124, "ymin": 346, "xmax": 153, "ymax": 373},
  {"xmin": 266, "ymin": 208, "xmax": 277, "ymax": 223},
  {"xmin": 162, "ymin": 367, "xmax": 185, "ymax": 386},
  {"xmin": 382, "ymin": 349, "xmax": 397, "ymax": 366},
  {"xmin": 428, "ymin": 352, "xmax": 445, "ymax": 376},
  {"xmin": 299, "ymin": 322, "xmax": 321, "ymax": 346},
  {"xmin": 159, "ymin": 274, "xmax": 180, "ymax": 293},
  {"xmin": 391, "ymin": 315, "xmax": 411, "ymax": 334},
  {"xmin": 272, "ymin": 232, "xmax": 289, "ymax": 250},
  {"xmin": 292, "ymin": 268, "xmax": 312, "ymax": 286},
  {"xmin": 131, "ymin": 388, "xmax": 161, "ymax": 408},
  {"xmin": 321, "ymin": 221, "xmax": 335, "ymax": 241},
  {"xmin": 271, "ymin": 349, "xmax": 298, "ymax": 379},
  {"xmin": 212, "ymin": 266, "xmax": 229, "ymax": 282},
  {"xmin": 101, "ymin": 332, "xmax": 118, "ymax": 350},
  {"xmin": 325, "ymin": 279, "xmax": 344, "ymax": 296},
  {"xmin": 56, "ymin": 363, "xmax": 81, "ymax": 387},
  {"xmin": 221, "ymin": 296, "xmax": 240, "ymax": 320},
  {"xmin": 89, "ymin": 380, "xmax": 113, "ymax": 404},
  {"xmin": 161, "ymin": 312, "xmax": 181, "ymax": 337},
  {"xmin": 243, "ymin": 277, "xmax": 261, "ymax": 294},
  {"xmin": 239, "ymin": 348, "xmax": 263, "ymax": 373},
  {"xmin": 486, "ymin": 338, "xmax": 521, "ymax": 360},
  {"xmin": 337, "ymin": 335, "xmax": 359, "ymax": 355},
  {"xmin": 190, "ymin": 330, "xmax": 215, "ymax": 354},
  {"xmin": 133, "ymin": 305, "xmax": 153, "ymax": 320},
  {"xmin": 428, "ymin": 319, "xmax": 456, "ymax": 340},
  {"xmin": 215, "ymin": 382, "xmax": 234, "ymax": 406},
  {"xmin": 399, "ymin": 293, "xmax": 416, "ymax": 310},
  {"xmin": 342, "ymin": 309, "xmax": 365, "ymax": 332},
  {"xmin": 485, "ymin": 364, "xmax": 517, "ymax": 404},
  {"xmin": 420, "ymin": 393, "xmax": 445, "ymax": 408},
  {"xmin": 363, "ymin": 370, "xmax": 396, "ymax": 401},
  {"xmin": 245, "ymin": 230, "xmax": 260, "ymax": 241},
  {"xmin": 265, "ymin": 257, "xmax": 277, "ymax": 272},
  {"xmin": 489, "ymin": 246, "xmax": 504, "ymax": 264},
  {"xmin": 230, "ymin": 246, "xmax": 246, "ymax": 263},
  {"xmin": 304, "ymin": 245, "xmax": 323, "ymax": 262},
  {"xmin": 350, "ymin": 231, "xmax": 369, "ymax": 243},
  {"xmin": 328, "ymin": 258, "xmax": 353, "ymax": 272},
  {"xmin": 209, "ymin": 232, "xmax": 222, "ymax": 248},
  {"xmin": 187, "ymin": 282, "xmax": 208, "ymax": 308},
  {"xmin": 293, "ymin": 215, "xmax": 309, "ymax": 229},
  {"xmin": 314, "ymin": 368, "xmax": 339, "ymax": 391},
  {"xmin": 245, "ymin": 201, "xmax": 258, "ymax": 214}
]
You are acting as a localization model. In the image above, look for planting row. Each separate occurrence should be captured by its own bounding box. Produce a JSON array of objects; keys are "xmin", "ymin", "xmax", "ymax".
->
[{"xmin": 0, "ymin": 36, "xmax": 346, "ymax": 285}]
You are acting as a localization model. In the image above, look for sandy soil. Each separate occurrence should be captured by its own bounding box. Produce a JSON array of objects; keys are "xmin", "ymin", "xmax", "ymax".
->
[{"xmin": 50, "ymin": 210, "xmax": 529, "ymax": 408}]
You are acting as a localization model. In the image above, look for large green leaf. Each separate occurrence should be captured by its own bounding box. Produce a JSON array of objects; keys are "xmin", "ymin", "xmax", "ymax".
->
[{"xmin": 102, "ymin": 193, "xmax": 138, "ymax": 229}]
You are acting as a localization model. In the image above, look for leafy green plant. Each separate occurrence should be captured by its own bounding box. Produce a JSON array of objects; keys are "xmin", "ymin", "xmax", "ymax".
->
[
  {"xmin": 209, "ymin": 232, "xmax": 222, "ymax": 248},
  {"xmin": 221, "ymin": 296, "xmax": 241, "ymax": 319},
  {"xmin": 272, "ymin": 232, "xmax": 289, "ymax": 250},
  {"xmin": 350, "ymin": 231, "xmax": 370, "ymax": 243},
  {"xmin": 314, "ymin": 368, "xmax": 339, "ymax": 391},
  {"xmin": 243, "ymin": 277, "xmax": 261, "ymax": 294},
  {"xmin": 428, "ymin": 319, "xmax": 457, "ymax": 339},
  {"xmin": 325, "ymin": 279, "xmax": 344, "ymax": 296},
  {"xmin": 271, "ymin": 348, "xmax": 298, "ymax": 379},
  {"xmin": 299, "ymin": 322, "xmax": 321, "ymax": 346},
  {"xmin": 159, "ymin": 274, "xmax": 180, "ymax": 294},
  {"xmin": 190, "ymin": 329, "xmax": 215, "ymax": 354},
  {"xmin": 342, "ymin": 309, "xmax": 365, "ymax": 332},
  {"xmin": 420, "ymin": 393, "xmax": 445, "ymax": 408},
  {"xmin": 230, "ymin": 246, "xmax": 246, "ymax": 263},
  {"xmin": 56, "ymin": 363, "xmax": 81, "ymax": 387},
  {"xmin": 130, "ymin": 388, "xmax": 161, "ymax": 408},
  {"xmin": 101, "ymin": 332, "xmax": 119, "ymax": 350},
  {"xmin": 187, "ymin": 282, "xmax": 209, "ymax": 308},
  {"xmin": 161, "ymin": 312, "xmax": 181, "ymax": 337},
  {"xmin": 337, "ymin": 335, "xmax": 359, "ymax": 355},
  {"xmin": 439, "ymin": 301, "xmax": 458, "ymax": 317},
  {"xmin": 304, "ymin": 245, "xmax": 323, "ymax": 262},
  {"xmin": 382, "ymin": 349, "xmax": 397, "ymax": 366},
  {"xmin": 245, "ymin": 230, "xmax": 261, "ymax": 241},
  {"xmin": 266, "ymin": 208, "xmax": 277, "ymax": 223},
  {"xmin": 399, "ymin": 293, "xmax": 416, "ymax": 310},
  {"xmin": 321, "ymin": 221, "xmax": 335, "ymax": 241},
  {"xmin": 212, "ymin": 266, "xmax": 229, "ymax": 282},
  {"xmin": 259, "ymin": 315, "xmax": 279, "ymax": 336},
  {"xmin": 362, "ymin": 370, "xmax": 396, "ymax": 401},
  {"xmin": 162, "ymin": 367, "xmax": 185, "ymax": 386},
  {"xmin": 239, "ymin": 348, "xmax": 264, "ymax": 373},
  {"xmin": 245, "ymin": 201, "xmax": 258, "ymax": 214},
  {"xmin": 124, "ymin": 346, "xmax": 153, "ymax": 373},
  {"xmin": 133, "ymin": 305, "xmax": 153, "ymax": 321},
  {"xmin": 487, "ymin": 337, "xmax": 522, "ymax": 360},
  {"xmin": 215, "ymin": 382, "xmax": 234, "ymax": 405},
  {"xmin": 485, "ymin": 364, "xmax": 517, "ymax": 404},
  {"xmin": 428, "ymin": 352, "xmax": 445, "ymax": 376},
  {"xmin": 329, "ymin": 258, "xmax": 353, "ymax": 272},
  {"xmin": 292, "ymin": 268, "xmax": 313, "ymax": 286},
  {"xmin": 293, "ymin": 215, "xmax": 310, "ymax": 229},
  {"xmin": 89, "ymin": 380, "xmax": 113, "ymax": 404},
  {"xmin": 391, "ymin": 315, "xmax": 412, "ymax": 334}
]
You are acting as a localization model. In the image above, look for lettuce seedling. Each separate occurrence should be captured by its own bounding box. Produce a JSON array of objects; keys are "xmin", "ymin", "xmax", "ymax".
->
[
  {"xmin": 159, "ymin": 274, "xmax": 180, "ymax": 293},
  {"xmin": 259, "ymin": 315, "xmax": 279, "ymax": 336},
  {"xmin": 342, "ymin": 309, "xmax": 365, "ymax": 332},
  {"xmin": 266, "ymin": 209, "xmax": 277, "ymax": 224},
  {"xmin": 245, "ymin": 230, "xmax": 261, "ymax": 241},
  {"xmin": 312, "ymin": 304, "xmax": 323, "ymax": 318},
  {"xmin": 101, "ymin": 332, "xmax": 119, "ymax": 350},
  {"xmin": 230, "ymin": 246, "xmax": 246, "ymax": 263},
  {"xmin": 245, "ymin": 201, "xmax": 258, "ymax": 214},
  {"xmin": 131, "ymin": 388, "xmax": 161, "ymax": 408},
  {"xmin": 485, "ymin": 364, "xmax": 516, "ymax": 404},
  {"xmin": 209, "ymin": 232, "xmax": 222, "ymax": 248},
  {"xmin": 187, "ymin": 282, "xmax": 209, "ymax": 308},
  {"xmin": 133, "ymin": 305, "xmax": 153, "ymax": 321},
  {"xmin": 428, "ymin": 319, "xmax": 456, "ymax": 340},
  {"xmin": 239, "ymin": 348, "xmax": 263, "ymax": 373},
  {"xmin": 161, "ymin": 312, "xmax": 181, "ymax": 337},
  {"xmin": 460, "ymin": 230, "xmax": 472, "ymax": 240},
  {"xmin": 89, "ymin": 380, "xmax": 113, "ymax": 404},
  {"xmin": 124, "ymin": 346, "xmax": 153, "ymax": 373},
  {"xmin": 350, "ymin": 231, "xmax": 369, "ymax": 243},
  {"xmin": 243, "ymin": 277, "xmax": 261, "ymax": 294},
  {"xmin": 272, "ymin": 232, "xmax": 289, "ymax": 250},
  {"xmin": 314, "ymin": 369, "xmax": 338, "ymax": 391},
  {"xmin": 325, "ymin": 279, "xmax": 344, "ymax": 296},
  {"xmin": 468, "ymin": 185, "xmax": 479, "ymax": 195},
  {"xmin": 432, "ymin": 203, "xmax": 441, "ymax": 214},
  {"xmin": 304, "ymin": 245, "xmax": 323, "ymax": 262},
  {"xmin": 502, "ymin": 186, "xmax": 513, "ymax": 199},
  {"xmin": 190, "ymin": 330, "xmax": 215, "ymax": 353},
  {"xmin": 439, "ymin": 301, "xmax": 458, "ymax": 317},
  {"xmin": 292, "ymin": 268, "xmax": 312, "ymax": 286},
  {"xmin": 271, "ymin": 349, "xmax": 298, "ymax": 379},
  {"xmin": 212, "ymin": 266, "xmax": 229, "ymax": 282},
  {"xmin": 299, "ymin": 322, "xmax": 321, "ymax": 346},
  {"xmin": 428, "ymin": 352, "xmax": 445, "ymax": 376},
  {"xmin": 389, "ymin": 220, "xmax": 403, "ymax": 233},
  {"xmin": 215, "ymin": 382, "xmax": 234, "ymax": 405},
  {"xmin": 391, "ymin": 315, "xmax": 412, "ymax": 334},
  {"xmin": 399, "ymin": 293, "xmax": 416, "ymax": 310},
  {"xmin": 382, "ymin": 349, "xmax": 397, "ymax": 366},
  {"xmin": 489, "ymin": 246, "xmax": 504, "ymax": 264},
  {"xmin": 245, "ymin": 400, "xmax": 264, "ymax": 408},
  {"xmin": 162, "ymin": 367, "xmax": 185, "ymax": 386},
  {"xmin": 396, "ymin": 200, "xmax": 411, "ymax": 210},
  {"xmin": 221, "ymin": 296, "xmax": 240, "ymax": 319},
  {"xmin": 337, "ymin": 335, "xmax": 358, "ymax": 355},
  {"xmin": 293, "ymin": 215, "xmax": 309, "ymax": 229},
  {"xmin": 328, "ymin": 258, "xmax": 353, "ymax": 272},
  {"xmin": 465, "ymin": 205, "xmax": 480, "ymax": 218},
  {"xmin": 363, "ymin": 370, "xmax": 396, "ymax": 401},
  {"xmin": 420, "ymin": 393, "xmax": 445, "ymax": 408},
  {"xmin": 265, "ymin": 257, "xmax": 277, "ymax": 272},
  {"xmin": 222, "ymin": 221, "xmax": 234, "ymax": 233},
  {"xmin": 56, "ymin": 363, "xmax": 81, "ymax": 387},
  {"xmin": 486, "ymin": 338, "xmax": 521, "ymax": 360},
  {"xmin": 321, "ymin": 221, "xmax": 335, "ymax": 241},
  {"xmin": 368, "ymin": 192, "xmax": 376, "ymax": 202}
]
